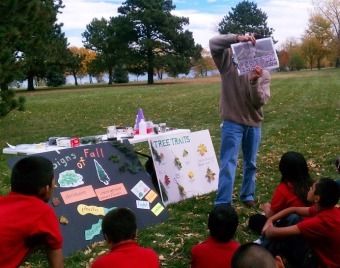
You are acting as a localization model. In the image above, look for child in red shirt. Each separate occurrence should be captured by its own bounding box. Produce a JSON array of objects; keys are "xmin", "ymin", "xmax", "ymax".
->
[
  {"xmin": 262, "ymin": 151, "xmax": 314, "ymax": 218},
  {"xmin": 249, "ymin": 152, "xmax": 314, "ymax": 234},
  {"xmin": 91, "ymin": 208, "xmax": 159, "ymax": 268},
  {"xmin": 262, "ymin": 177, "xmax": 340, "ymax": 267},
  {"xmin": 191, "ymin": 205, "xmax": 240, "ymax": 268},
  {"xmin": 0, "ymin": 156, "xmax": 63, "ymax": 268}
]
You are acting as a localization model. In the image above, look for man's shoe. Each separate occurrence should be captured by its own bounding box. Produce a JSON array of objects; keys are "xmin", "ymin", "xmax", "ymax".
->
[{"xmin": 243, "ymin": 200, "xmax": 255, "ymax": 208}]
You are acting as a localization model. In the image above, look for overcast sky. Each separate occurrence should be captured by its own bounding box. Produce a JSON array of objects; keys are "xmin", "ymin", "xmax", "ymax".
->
[{"xmin": 58, "ymin": 0, "xmax": 313, "ymax": 50}]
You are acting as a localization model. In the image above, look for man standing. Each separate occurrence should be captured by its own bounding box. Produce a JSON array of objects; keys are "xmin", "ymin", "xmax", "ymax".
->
[{"xmin": 209, "ymin": 33, "xmax": 271, "ymax": 207}]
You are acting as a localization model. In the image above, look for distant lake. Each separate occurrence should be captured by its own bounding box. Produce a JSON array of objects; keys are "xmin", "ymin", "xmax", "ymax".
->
[{"xmin": 18, "ymin": 69, "xmax": 219, "ymax": 88}]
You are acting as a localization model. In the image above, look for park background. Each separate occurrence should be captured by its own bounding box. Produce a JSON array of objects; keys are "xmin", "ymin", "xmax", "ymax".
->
[
  {"xmin": 1, "ymin": 0, "xmax": 340, "ymax": 266},
  {"xmin": 0, "ymin": 68, "xmax": 339, "ymax": 267}
]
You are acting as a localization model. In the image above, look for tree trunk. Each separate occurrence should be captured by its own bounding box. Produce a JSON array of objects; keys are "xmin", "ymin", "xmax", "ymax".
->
[
  {"xmin": 147, "ymin": 65, "xmax": 154, "ymax": 84},
  {"xmin": 108, "ymin": 67, "xmax": 113, "ymax": 85},
  {"xmin": 0, "ymin": 83, "xmax": 9, "ymax": 90},
  {"xmin": 317, "ymin": 57, "xmax": 321, "ymax": 70},
  {"xmin": 147, "ymin": 46, "xmax": 154, "ymax": 84},
  {"xmin": 73, "ymin": 74, "xmax": 78, "ymax": 86},
  {"xmin": 27, "ymin": 72, "xmax": 35, "ymax": 91}
]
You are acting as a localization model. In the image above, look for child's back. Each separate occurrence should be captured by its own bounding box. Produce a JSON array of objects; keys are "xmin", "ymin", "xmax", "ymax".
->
[
  {"xmin": 0, "ymin": 156, "xmax": 63, "ymax": 268},
  {"xmin": 191, "ymin": 205, "xmax": 239, "ymax": 268}
]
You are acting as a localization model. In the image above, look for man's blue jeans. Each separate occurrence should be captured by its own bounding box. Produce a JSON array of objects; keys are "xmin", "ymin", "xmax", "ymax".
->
[{"xmin": 215, "ymin": 120, "xmax": 261, "ymax": 205}]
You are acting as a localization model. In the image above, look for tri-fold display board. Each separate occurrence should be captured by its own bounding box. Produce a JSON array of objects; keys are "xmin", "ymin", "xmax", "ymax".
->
[{"xmin": 148, "ymin": 129, "xmax": 219, "ymax": 206}]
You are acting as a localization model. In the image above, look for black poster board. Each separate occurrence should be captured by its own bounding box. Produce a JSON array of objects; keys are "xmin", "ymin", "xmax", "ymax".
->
[{"xmin": 8, "ymin": 141, "xmax": 169, "ymax": 257}]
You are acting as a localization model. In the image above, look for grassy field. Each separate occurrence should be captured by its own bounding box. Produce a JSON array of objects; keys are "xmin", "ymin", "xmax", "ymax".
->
[{"xmin": 0, "ymin": 68, "xmax": 339, "ymax": 267}]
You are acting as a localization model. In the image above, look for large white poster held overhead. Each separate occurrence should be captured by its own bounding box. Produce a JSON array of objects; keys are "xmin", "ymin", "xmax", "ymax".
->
[
  {"xmin": 148, "ymin": 130, "xmax": 219, "ymax": 206},
  {"xmin": 231, "ymin": 37, "xmax": 279, "ymax": 75}
]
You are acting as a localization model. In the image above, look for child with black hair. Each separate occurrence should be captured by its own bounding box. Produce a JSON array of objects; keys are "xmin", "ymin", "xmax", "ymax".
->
[
  {"xmin": 190, "ymin": 205, "xmax": 239, "ymax": 268},
  {"xmin": 231, "ymin": 242, "xmax": 285, "ymax": 268},
  {"xmin": 262, "ymin": 151, "xmax": 314, "ymax": 218},
  {"xmin": 262, "ymin": 177, "xmax": 340, "ymax": 267},
  {"xmin": 91, "ymin": 208, "xmax": 159, "ymax": 268},
  {"xmin": 249, "ymin": 151, "xmax": 314, "ymax": 234},
  {"xmin": 0, "ymin": 155, "xmax": 63, "ymax": 268}
]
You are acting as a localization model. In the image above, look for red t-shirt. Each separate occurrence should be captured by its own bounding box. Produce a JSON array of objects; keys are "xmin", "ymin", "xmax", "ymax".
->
[
  {"xmin": 190, "ymin": 237, "xmax": 240, "ymax": 268},
  {"xmin": 91, "ymin": 240, "xmax": 159, "ymax": 268},
  {"xmin": 297, "ymin": 206, "xmax": 340, "ymax": 267},
  {"xmin": 0, "ymin": 191, "xmax": 63, "ymax": 268},
  {"xmin": 270, "ymin": 182, "xmax": 307, "ymax": 213}
]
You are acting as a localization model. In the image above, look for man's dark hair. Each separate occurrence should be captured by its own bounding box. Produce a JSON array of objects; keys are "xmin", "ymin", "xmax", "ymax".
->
[
  {"xmin": 231, "ymin": 243, "xmax": 276, "ymax": 268},
  {"xmin": 208, "ymin": 205, "xmax": 238, "ymax": 242},
  {"xmin": 11, "ymin": 156, "xmax": 54, "ymax": 195},
  {"xmin": 102, "ymin": 208, "xmax": 137, "ymax": 244},
  {"xmin": 314, "ymin": 177, "xmax": 340, "ymax": 208}
]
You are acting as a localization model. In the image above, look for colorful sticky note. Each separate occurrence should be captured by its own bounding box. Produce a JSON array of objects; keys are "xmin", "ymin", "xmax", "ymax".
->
[
  {"xmin": 131, "ymin": 180, "xmax": 150, "ymax": 200},
  {"xmin": 145, "ymin": 189, "xmax": 158, "ymax": 203},
  {"xmin": 136, "ymin": 200, "xmax": 150, "ymax": 210},
  {"xmin": 151, "ymin": 203, "xmax": 164, "ymax": 216}
]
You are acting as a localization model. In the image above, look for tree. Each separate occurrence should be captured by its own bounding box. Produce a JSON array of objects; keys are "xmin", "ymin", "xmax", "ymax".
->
[
  {"xmin": 290, "ymin": 50, "xmax": 305, "ymax": 71},
  {"xmin": 218, "ymin": 0, "xmax": 274, "ymax": 40},
  {"xmin": 118, "ymin": 0, "xmax": 199, "ymax": 84},
  {"xmin": 67, "ymin": 47, "xmax": 86, "ymax": 86},
  {"xmin": 300, "ymin": 36, "xmax": 320, "ymax": 70},
  {"xmin": 112, "ymin": 64, "xmax": 129, "ymax": 83},
  {"xmin": 278, "ymin": 50, "xmax": 290, "ymax": 71},
  {"xmin": 82, "ymin": 49, "xmax": 97, "ymax": 84},
  {"xmin": 19, "ymin": 0, "xmax": 69, "ymax": 91},
  {"xmin": 0, "ymin": 0, "xmax": 39, "ymax": 115},
  {"xmin": 306, "ymin": 13, "xmax": 333, "ymax": 69},
  {"xmin": 83, "ymin": 16, "xmax": 135, "ymax": 85},
  {"xmin": 312, "ymin": 0, "xmax": 340, "ymax": 67},
  {"xmin": 192, "ymin": 49, "xmax": 216, "ymax": 77}
]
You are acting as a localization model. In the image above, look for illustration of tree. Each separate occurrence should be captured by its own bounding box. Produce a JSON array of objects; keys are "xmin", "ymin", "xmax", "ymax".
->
[{"xmin": 94, "ymin": 159, "xmax": 110, "ymax": 185}]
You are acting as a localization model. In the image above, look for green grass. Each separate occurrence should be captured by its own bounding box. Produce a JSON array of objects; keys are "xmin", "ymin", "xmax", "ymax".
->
[{"xmin": 1, "ymin": 69, "xmax": 340, "ymax": 267}]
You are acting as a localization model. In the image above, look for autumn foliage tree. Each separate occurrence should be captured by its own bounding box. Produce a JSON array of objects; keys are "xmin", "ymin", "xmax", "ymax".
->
[
  {"xmin": 312, "ymin": 0, "xmax": 340, "ymax": 67},
  {"xmin": 306, "ymin": 13, "xmax": 333, "ymax": 69},
  {"xmin": 192, "ymin": 49, "xmax": 216, "ymax": 77}
]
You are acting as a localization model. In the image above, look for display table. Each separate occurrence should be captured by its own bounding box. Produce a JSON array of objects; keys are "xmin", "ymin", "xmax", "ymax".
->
[{"xmin": 2, "ymin": 129, "xmax": 191, "ymax": 155}]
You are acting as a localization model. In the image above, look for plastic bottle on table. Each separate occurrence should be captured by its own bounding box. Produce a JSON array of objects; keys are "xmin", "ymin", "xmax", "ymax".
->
[{"xmin": 139, "ymin": 119, "xmax": 147, "ymax": 135}]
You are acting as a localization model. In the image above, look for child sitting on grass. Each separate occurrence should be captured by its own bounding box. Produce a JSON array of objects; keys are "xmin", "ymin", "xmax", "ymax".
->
[
  {"xmin": 249, "ymin": 151, "xmax": 314, "ymax": 234},
  {"xmin": 262, "ymin": 177, "xmax": 340, "ymax": 267},
  {"xmin": 190, "ymin": 205, "xmax": 239, "ymax": 268},
  {"xmin": 91, "ymin": 207, "xmax": 159, "ymax": 268},
  {"xmin": 0, "ymin": 155, "xmax": 63, "ymax": 268}
]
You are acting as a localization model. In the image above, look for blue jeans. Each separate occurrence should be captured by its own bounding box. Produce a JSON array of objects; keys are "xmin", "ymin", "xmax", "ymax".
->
[
  {"xmin": 261, "ymin": 214, "xmax": 318, "ymax": 268},
  {"xmin": 215, "ymin": 120, "xmax": 261, "ymax": 205}
]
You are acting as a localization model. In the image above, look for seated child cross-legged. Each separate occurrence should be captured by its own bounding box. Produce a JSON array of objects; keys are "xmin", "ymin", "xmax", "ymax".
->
[
  {"xmin": 249, "ymin": 151, "xmax": 314, "ymax": 234},
  {"xmin": 91, "ymin": 207, "xmax": 160, "ymax": 268},
  {"xmin": 262, "ymin": 177, "xmax": 340, "ymax": 268},
  {"xmin": 190, "ymin": 205, "xmax": 240, "ymax": 268},
  {"xmin": 0, "ymin": 155, "xmax": 63, "ymax": 268}
]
